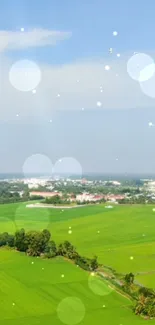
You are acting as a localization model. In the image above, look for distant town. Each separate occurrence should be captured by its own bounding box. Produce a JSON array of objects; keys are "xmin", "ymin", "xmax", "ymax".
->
[{"xmin": 1, "ymin": 176, "xmax": 155, "ymax": 205}]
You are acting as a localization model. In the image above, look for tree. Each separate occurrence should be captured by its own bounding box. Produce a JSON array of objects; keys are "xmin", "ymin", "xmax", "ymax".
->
[
  {"xmin": 22, "ymin": 190, "xmax": 30, "ymax": 201},
  {"xmin": 0, "ymin": 232, "xmax": 10, "ymax": 246},
  {"xmin": 74, "ymin": 255, "xmax": 91, "ymax": 271},
  {"xmin": 24, "ymin": 229, "xmax": 51, "ymax": 256},
  {"xmin": 25, "ymin": 231, "xmax": 43, "ymax": 256},
  {"xmin": 134, "ymin": 294, "xmax": 155, "ymax": 317},
  {"xmin": 90, "ymin": 256, "xmax": 98, "ymax": 271},
  {"xmin": 42, "ymin": 229, "xmax": 51, "ymax": 243},
  {"xmin": 139, "ymin": 287, "xmax": 155, "ymax": 298},
  {"xmin": 57, "ymin": 241, "xmax": 78, "ymax": 259},
  {"xmin": 45, "ymin": 195, "xmax": 62, "ymax": 205},
  {"xmin": 14, "ymin": 228, "xmax": 27, "ymax": 251},
  {"xmin": 30, "ymin": 195, "xmax": 44, "ymax": 200},
  {"xmin": 7, "ymin": 234, "xmax": 15, "ymax": 247},
  {"xmin": 124, "ymin": 272, "xmax": 134, "ymax": 286},
  {"xmin": 25, "ymin": 231, "xmax": 44, "ymax": 256},
  {"xmin": 57, "ymin": 243, "xmax": 64, "ymax": 256},
  {"xmin": 134, "ymin": 294, "xmax": 146, "ymax": 315},
  {"xmin": 44, "ymin": 240, "xmax": 57, "ymax": 258}
]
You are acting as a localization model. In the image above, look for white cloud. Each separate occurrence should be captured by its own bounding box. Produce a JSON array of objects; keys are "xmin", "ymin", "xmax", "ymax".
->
[
  {"xmin": 0, "ymin": 28, "xmax": 72, "ymax": 51},
  {"xmin": 0, "ymin": 52, "xmax": 155, "ymax": 121}
]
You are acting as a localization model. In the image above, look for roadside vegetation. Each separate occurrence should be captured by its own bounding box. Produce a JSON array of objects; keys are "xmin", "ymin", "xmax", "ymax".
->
[
  {"xmin": 99, "ymin": 268, "xmax": 155, "ymax": 319},
  {"xmin": 0, "ymin": 229, "xmax": 98, "ymax": 272}
]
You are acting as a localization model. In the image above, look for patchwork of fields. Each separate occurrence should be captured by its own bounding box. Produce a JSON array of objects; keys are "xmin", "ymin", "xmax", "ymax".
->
[{"xmin": 1, "ymin": 202, "xmax": 155, "ymax": 324}]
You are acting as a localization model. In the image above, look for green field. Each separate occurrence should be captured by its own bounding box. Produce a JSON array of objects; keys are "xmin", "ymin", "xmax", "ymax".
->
[
  {"xmin": 0, "ymin": 248, "xmax": 151, "ymax": 325},
  {"xmin": 2, "ymin": 203, "xmax": 155, "ymax": 280},
  {"xmin": 1, "ymin": 202, "xmax": 155, "ymax": 324}
]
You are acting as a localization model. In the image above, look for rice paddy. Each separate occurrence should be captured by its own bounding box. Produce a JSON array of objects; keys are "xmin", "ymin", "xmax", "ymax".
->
[{"xmin": 0, "ymin": 202, "xmax": 155, "ymax": 324}]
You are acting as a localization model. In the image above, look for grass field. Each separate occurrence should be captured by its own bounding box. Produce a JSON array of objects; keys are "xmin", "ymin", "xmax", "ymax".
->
[
  {"xmin": 0, "ymin": 248, "xmax": 152, "ymax": 325},
  {"xmin": 1, "ymin": 202, "xmax": 155, "ymax": 324},
  {"xmin": 1, "ymin": 202, "xmax": 155, "ymax": 287}
]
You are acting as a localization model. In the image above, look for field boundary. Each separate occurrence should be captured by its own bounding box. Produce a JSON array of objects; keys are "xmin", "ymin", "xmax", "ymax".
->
[{"xmin": 26, "ymin": 203, "xmax": 96, "ymax": 209}]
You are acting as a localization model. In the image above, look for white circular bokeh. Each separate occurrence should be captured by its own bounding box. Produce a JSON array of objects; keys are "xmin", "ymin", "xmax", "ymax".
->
[
  {"xmin": 140, "ymin": 72, "xmax": 155, "ymax": 98},
  {"xmin": 113, "ymin": 31, "xmax": 118, "ymax": 36},
  {"xmin": 105, "ymin": 65, "xmax": 110, "ymax": 71},
  {"xmin": 88, "ymin": 274, "xmax": 113, "ymax": 296},
  {"xmin": 9, "ymin": 60, "xmax": 41, "ymax": 92},
  {"xmin": 96, "ymin": 101, "xmax": 102, "ymax": 107},
  {"xmin": 22, "ymin": 154, "xmax": 53, "ymax": 179},
  {"xmin": 57, "ymin": 297, "xmax": 85, "ymax": 325},
  {"xmin": 53, "ymin": 157, "xmax": 82, "ymax": 179},
  {"xmin": 127, "ymin": 53, "xmax": 155, "ymax": 82},
  {"xmin": 139, "ymin": 63, "xmax": 155, "ymax": 82},
  {"xmin": 148, "ymin": 122, "xmax": 154, "ymax": 127}
]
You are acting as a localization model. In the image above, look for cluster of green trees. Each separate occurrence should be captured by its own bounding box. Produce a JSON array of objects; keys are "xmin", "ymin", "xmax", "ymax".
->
[
  {"xmin": 134, "ymin": 287, "xmax": 155, "ymax": 318},
  {"xmin": 118, "ymin": 196, "xmax": 153, "ymax": 205},
  {"xmin": 30, "ymin": 195, "xmax": 44, "ymax": 201},
  {"xmin": 0, "ymin": 193, "xmax": 30, "ymax": 204},
  {"xmin": 0, "ymin": 182, "xmax": 29, "ymax": 204},
  {"xmin": 0, "ymin": 232, "xmax": 15, "ymax": 247},
  {"xmin": 0, "ymin": 229, "xmax": 51, "ymax": 256},
  {"xmin": 0, "ymin": 229, "xmax": 98, "ymax": 271},
  {"xmin": 74, "ymin": 255, "xmax": 98, "ymax": 271},
  {"xmin": 44, "ymin": 195, "xmax": 106, "ymax": 206},
  {"xmin": 0, "ymin": 192, "xmax": 21, "ymax": 204},
  {"xmin": 44, "ymin": 195, "xmax": 70, "ymax": 205},
  {"xmin": 76, "ymin": 199, "xmax": 105, "ymax": 205},
  {"xmin": 122, "ymin": 273, "xmax": 155, "ymax": 318},
  {"xmin": 54, "ymin": 183, "xmax": 141, "ymax": 196},
  {"xmin": 124, "ymin": 272, "xmax": 135, "ymax": 286}
]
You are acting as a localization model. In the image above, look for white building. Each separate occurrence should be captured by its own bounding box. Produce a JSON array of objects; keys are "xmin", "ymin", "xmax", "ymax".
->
[
  {"xmin": 24, "ymin": 178, "xmax": 48, "ymax": 188},
  {"xmin": 28, "ymin": 183, "xmax": 39, "ymax": 189},
  {"xmin": 76, "ymin": 193, "xmax": 103, "ymax": 202},
  {"xmin": 112, "ymin": 181, "xmax": 121, "ymax": 186}
]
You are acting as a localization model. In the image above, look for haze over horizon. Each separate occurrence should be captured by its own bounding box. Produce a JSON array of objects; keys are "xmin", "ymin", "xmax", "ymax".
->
[{"xmin": 0, "ymin": 0, "xmax": 155, "ymax": 175}]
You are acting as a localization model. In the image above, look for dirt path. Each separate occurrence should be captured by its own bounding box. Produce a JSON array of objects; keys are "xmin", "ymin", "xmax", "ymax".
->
[
  {"xmin": 108, "ymin": 283, "xmax": 132, "ymax": 301},
  {"xmin": 97, "ymin": 271, "xmax": 132, "ymax": 301},
  {"xmin": 136, "ymin": 270, "xmax": 155, "ymax": 275},
  {"xmin": 26, "ymin": 203, "xmax": 89, "ymax": 209}
]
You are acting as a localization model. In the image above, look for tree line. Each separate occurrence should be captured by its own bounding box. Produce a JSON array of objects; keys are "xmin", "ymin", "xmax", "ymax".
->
[
  {"xmin": 123, "ymin": 272, "xmax": 155, "ymax": 318},
  {"xmin": 0, "ymin": 229, "xmax": 98, "ymax": 272},
  {"xmin": 0, "ymin": 182, "xmax": 29, "ymax": 204},
  {"xmin": 43, "ymin": 195, "xmax": 105, "ymax": 206}
]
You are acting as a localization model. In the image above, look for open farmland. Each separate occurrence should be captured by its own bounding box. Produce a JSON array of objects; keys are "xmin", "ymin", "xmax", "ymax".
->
[
  {"xmin": 1, "ymin": 203, "xmax": 155, "ymax": 288},
  {"xmin": 0, "ymin": 248, "xmax": 153, "ymax": 325}
]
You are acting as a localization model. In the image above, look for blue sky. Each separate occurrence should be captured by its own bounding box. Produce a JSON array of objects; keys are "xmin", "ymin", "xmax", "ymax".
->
[
  {"xmin": 0, "ymin": 0, "xmax": 155, "ymax": 63},
  {"xmin": 0, "ymin": 1, "xmax": 155, "ymax": 174}
]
